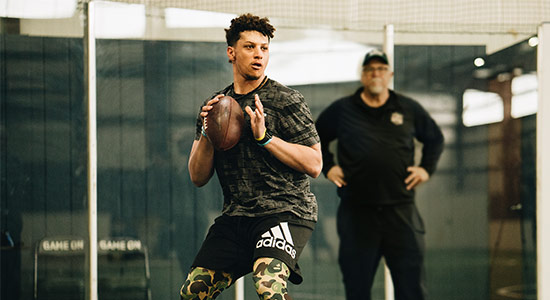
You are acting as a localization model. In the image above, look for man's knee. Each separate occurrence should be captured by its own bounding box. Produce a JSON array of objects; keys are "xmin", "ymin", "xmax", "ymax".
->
[
  {"xmin": 180, "ymin": 267, "xmax": 233, "ymax": 300},
  {"xmin": 252, "ymin": 257, "xmax": 292, "ymax": 300}
]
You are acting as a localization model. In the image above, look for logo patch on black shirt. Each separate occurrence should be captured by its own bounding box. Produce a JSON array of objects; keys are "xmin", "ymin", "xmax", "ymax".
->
[{"xmin": 391, "ymin": 112, "xmax": 404, "ymax": 126}]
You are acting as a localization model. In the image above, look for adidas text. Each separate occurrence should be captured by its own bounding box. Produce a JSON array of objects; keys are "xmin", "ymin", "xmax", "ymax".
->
[
  {"xmin": 256, "ymin": 237, "xmax": 297, "ymax": 259},
  {"xmin": 256, "ymin": 222, "xmax": 297, "ymax": 259}
]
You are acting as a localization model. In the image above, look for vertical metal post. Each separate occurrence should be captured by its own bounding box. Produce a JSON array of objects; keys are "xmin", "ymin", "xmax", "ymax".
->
[
  {"xmin": 384, "ymin": 24, "xmax": 395, "ymax": 89},
  {"xmin": 383, "ymin": 24, "xmax": 395, "ymax": 300},
  {"xmin": 234, "ymin": 277, "xmax": 244, "ymax": 300},
  {"xmin": 84, "ymin": 2, "xmax": 98, "ymax": 300},
  {"xmin": 537, "ymin": 22, "xmax": 550, "ymax": 300}
]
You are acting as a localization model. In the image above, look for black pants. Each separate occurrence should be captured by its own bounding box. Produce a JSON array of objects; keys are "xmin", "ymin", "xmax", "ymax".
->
[{"xmin": 337, "ymin": 201, "xmax": 427, "ymax": 300}]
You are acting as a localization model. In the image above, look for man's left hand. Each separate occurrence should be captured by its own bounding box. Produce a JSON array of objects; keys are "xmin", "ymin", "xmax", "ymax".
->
[
  {"xmin": 405, "ymin": 166, "xmax": 429, "ymax": 190},
  {"xmin": 245, "ymin": 94, "xmax": 266, "ymax": 140}
]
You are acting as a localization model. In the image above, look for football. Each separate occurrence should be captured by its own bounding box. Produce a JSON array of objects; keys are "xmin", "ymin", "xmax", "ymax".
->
[{"xmin": 205, "ymin": 95, "xmax": 245, "ymax": 151}]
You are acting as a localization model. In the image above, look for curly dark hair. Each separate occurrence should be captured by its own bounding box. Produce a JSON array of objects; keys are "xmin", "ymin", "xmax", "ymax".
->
[{"xmin": 225, "ymin": 13, "xmax": 275, "ymax": 46}]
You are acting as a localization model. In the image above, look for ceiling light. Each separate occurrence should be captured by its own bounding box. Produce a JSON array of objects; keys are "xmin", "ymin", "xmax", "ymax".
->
[
  {"xmin": 528, "ymin": 36, "xmax": 539, "ymax": 47},
  {"xmin": 474, "ymin": 57, "xmax": 485, "ymax": 67},
  {"xmin": 94, "ymin": 1, "xmax": 145, "ymax": 39},
  {"xmin": 0, "ymin": 0, "xmax": 77, "ymax": 19},
  {"xmin": 165, "ymin": 8, "xmax": 236, "ymax": 28}
]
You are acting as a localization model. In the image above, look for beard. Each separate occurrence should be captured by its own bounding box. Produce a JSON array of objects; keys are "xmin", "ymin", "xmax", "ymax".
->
[
  {"xmin": 233, "ymin": 56, "xmax": 263, "ymax": 81},
  {"xmin": 364, "ymin": 77, "xmax": 386, "ymax": 95},
  {"xmin": 366, "ymin": 84, "xmax": 384, "ymax": 95},
  {"xmin": 244, "ymin": 73, "xmax": 260, "ymax": 81}
]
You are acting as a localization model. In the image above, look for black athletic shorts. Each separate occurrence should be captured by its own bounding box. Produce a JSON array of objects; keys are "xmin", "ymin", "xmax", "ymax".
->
[{"xmin": 191, "ymin": 212, "xmax": 315, "ymax": 284}]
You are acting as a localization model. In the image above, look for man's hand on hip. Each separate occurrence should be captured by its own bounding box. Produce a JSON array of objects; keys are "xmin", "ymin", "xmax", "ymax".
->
[
  {"xmin": 405, "ymin": 166, "xmax": 429, "ymax": 190},
  {"xmin": 327, "ymin": 165, "xmax": 347, "ymax": 188}
]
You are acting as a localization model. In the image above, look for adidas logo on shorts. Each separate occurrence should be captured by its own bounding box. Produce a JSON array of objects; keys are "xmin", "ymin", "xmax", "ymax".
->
[{"xmin": 256, "ymin": 222, "xmax": 296, "ymax": 259}]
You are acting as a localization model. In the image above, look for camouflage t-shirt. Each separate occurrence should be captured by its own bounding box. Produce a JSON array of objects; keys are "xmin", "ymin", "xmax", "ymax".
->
[{"xmin": 194, "ymin": 78, "xmax": 319, "ymax": 222}]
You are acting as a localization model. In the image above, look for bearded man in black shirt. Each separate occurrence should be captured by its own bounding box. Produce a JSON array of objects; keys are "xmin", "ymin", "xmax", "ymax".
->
[
  {"xmin": 180, "ymin": 13, "xmax": 322, "ymax": 300},
  {"xmin": 315, "ymin": 49, "xmax": 444, "ymax": 300}
]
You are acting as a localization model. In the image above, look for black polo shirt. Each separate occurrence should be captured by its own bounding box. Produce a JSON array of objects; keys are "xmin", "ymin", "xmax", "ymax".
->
[{"xmin": 315, "ymin": 88, "xmax": 444, "ymax": 205}]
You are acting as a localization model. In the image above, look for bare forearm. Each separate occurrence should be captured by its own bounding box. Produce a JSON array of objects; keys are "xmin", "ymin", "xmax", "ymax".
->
[
  {"xmin": 264, "ymin": 139, "xmax": 322, "ymax": 178},
  {"xmin": 244, "ymin": 94, "xmax": 321, "ymax": 177},
  {"xmin": 188, "ymin": 138, "xmax": 215, "ymax": 186}
]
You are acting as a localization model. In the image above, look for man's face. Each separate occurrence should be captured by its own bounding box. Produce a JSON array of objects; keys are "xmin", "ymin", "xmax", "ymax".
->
[
  {"xmin": 360, "ymin": 60, "xmax": 393, "ymax": 95},
  {"xmin": 227, "ymin": 30, "xmax": 269, "ymax": 81}
]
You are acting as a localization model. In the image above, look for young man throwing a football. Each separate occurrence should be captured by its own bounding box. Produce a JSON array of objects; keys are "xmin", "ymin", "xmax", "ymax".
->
[{"xmin": 181, "ymin": 13, "xmax": 322, "ymax": 300}]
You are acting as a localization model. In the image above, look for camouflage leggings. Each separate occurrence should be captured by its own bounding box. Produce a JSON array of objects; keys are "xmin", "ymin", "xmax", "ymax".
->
[{"xmin": 180, "ymin": 257, "xmax": 292, "ymax": 300}]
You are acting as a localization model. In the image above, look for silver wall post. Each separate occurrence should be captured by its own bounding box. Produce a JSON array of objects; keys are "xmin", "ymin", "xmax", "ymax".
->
[
  {"xmin": 383, "ymin": 23, "xmax": 395, "ymax": 300},
  {"xmin": 384, "ymin": 24, "xmax": 395, "ymax": 89},
  {"xmin": 537, "ymin": 22, "xmax": 550, "ymax": 300},
  {"xmin": 234, "ymin": 277, "xmax": 244, "ymax": 300},
  {"xmin": 84, "ymin": 2, "xmax": 98, "ymax": 300}
]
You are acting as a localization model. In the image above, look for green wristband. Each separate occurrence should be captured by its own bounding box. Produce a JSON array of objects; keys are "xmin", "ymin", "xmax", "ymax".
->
[{"xmin": 257, "ymin": 130, "xmax": 273, "ymax": 147}]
